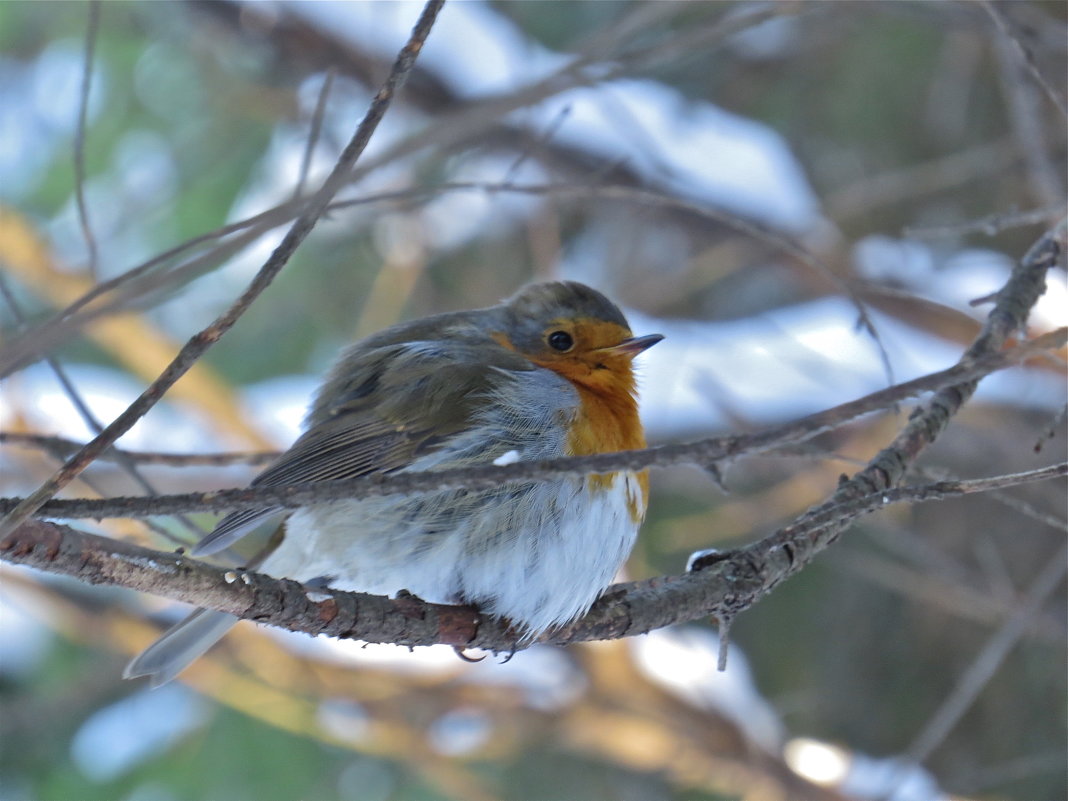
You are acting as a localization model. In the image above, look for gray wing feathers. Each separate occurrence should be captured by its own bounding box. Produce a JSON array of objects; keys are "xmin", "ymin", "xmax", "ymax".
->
[
  {"xmin": 192, "ymin": 418, "xmax": 407, "ymax": 557},
  {"xmin": 192, "ymin": 342, "xmax": 509, "ymax": 557},
  {"xmin": 123, "ymin": 609, "xmax": 239, "ymax": 688}
]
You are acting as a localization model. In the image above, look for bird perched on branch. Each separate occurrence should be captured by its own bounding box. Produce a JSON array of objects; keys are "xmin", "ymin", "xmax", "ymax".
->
[{"xmin": 125, "ymin": 280, "xmax": 662, "ymax": 686}]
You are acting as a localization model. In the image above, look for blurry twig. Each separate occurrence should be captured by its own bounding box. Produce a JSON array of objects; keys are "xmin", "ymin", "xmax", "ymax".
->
[
  {"xmin": 831, "ymin": 544, "xmax": 1065, "ymax": 643},
  {"xmin": 904, "ymin": 539, "xmax": 1067, "ymax": 763},
  {"xmin": 3, "ymin": 327, "xmax": 1063, "ymax": 522},
  {"xmin": 0, "ymin": 432, "xmax": 277, "ymax": 468},
  {"xmin": 0, "ymin": 274, "xmax": 197, "ymax": 544},
  {"xmin": 0, "ymin": 215, "xmax": 285, "ymax": 379},
  {"xmin": 981, "ymin": 1, "xmax": 1068, "ymax": 120},
  {"xmin": 827, "ymin": 138, "xmax": 1019, "ymax": 220},
  {"xmin": 989, "ymin": 11, "xmax": 1065, "ymax": 208},
  {"xmin": 294, "ymin": 68, "xmax": 336, "ymax": 199},
  {"xmin": 74, "ymin": 0, "xmax": 101, "ymax": 280},
  {"xmin": 904, "ymin": 203, "xmax": 1067, "ymax": 238},
  {"xmin": 501, "ymin": 105, "xmax": 572, "ymax": 185},
  {"xmin": 616, "ymin": 3, "xmax": 799, "ymax": 73},
  {"xmin": 0, "ymin": 0, "xmax": 447, "ymax": 539}
]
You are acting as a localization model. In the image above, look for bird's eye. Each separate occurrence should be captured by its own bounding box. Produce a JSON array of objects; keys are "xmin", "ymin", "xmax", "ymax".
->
[{"xmin": 547, "ymin": 330, "xmax": 574, "ymax": 352}]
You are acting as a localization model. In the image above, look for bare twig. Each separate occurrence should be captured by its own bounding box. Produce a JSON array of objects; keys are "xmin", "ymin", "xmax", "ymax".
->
[
  {"xmin": 3, "ymin": 326, "xmax": 1063, "ymax": 522},
  {"xmin": 295, "ymin": 68, "xmax": 336, "ymax": 199},
  {"xmin": 831, "ymin": 544, "xmax": 1065, "ymax": 643},
  {"xmin": 904, "ymin": 203, "xmax": 1067, "ymax": 239},
  {"xmin": 834, "ymin": 463, "xmax": 1066, "ymax": 507},
  {"xmin": 989, "ymin": 9, "xmax": 1066, "ymax": 209},
  {"xmin": 981, "ymin": 1, "xmax": 1068, "ymax": 120},
  {"xmin": 827, "ymin": 138, "xmax": 1020, "ymax": 221},
  {"xmin": 4, "ymin": 177, "xmax": 882, "ymax": 379},
  {"xmin": 74, "ymin": 0, "xmax": 101, "ymax": 280},
  {"xmin": 0, "ymin": 0, "xmax": 447, "ymax": 539},
  {"xmin": 0, "ymin": 432, "xmax": 277, "ymax": 468},
  {"xmin": 904, "ymin": 540, "xmax": 1067, "ymax": 762},
  {"xmin": 0, "ymin": 213, "xmax": 287, "ymax": 379},
  {"xmin": 0, "ymin": 274, "xmax": 197, "ymax": 544}
]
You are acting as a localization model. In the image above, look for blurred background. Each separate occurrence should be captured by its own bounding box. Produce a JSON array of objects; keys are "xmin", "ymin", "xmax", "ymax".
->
[{"xmin": 1, "ymin": 2, "xmax": 1065, "ymax": 800}]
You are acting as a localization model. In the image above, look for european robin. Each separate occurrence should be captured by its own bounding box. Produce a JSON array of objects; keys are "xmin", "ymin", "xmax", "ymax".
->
[{"xmin": 125, "ymin": 280, "xmax": 662, "ymax": 686}]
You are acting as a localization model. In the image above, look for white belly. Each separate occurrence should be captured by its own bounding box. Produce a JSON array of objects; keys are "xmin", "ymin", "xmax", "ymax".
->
[{"xmin": 261, "ymin": 471, "xmax": 644, "ymax": 637}]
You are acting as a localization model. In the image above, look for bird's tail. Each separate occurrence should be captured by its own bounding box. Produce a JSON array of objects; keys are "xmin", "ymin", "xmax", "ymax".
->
[{"xmin": 123, "ymin": 608, "xmax": 239, "ymax": 688}]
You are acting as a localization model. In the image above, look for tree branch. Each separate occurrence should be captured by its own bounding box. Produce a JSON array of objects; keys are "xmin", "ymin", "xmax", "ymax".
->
[
  {"xmin": 1, "ymin": 218, "xmax": 1061, "ymax": 652},
  {"xmin": 3, "ymin": 327, "xmax": 1062, "ymax": 521},
  {"xmin": 721, "ymin": 218, "xmax": 1065, "ymax": 603},
  {"xmin": 2, "ymin": 464, "xmax": 1062, "ymax": 652}
]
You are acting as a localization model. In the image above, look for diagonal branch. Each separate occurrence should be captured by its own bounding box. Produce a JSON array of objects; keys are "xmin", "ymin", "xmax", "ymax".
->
[
  {"xmin": 703, "ymin": 218, "xmax": 1065, "ymax": 607},
  {"xmin": 73, "ymin": 0, "xmax": 102, "ymax": 280},
  {"xmin": 0, "ymin": 0, "xmax": 446, "ymax": 540}
]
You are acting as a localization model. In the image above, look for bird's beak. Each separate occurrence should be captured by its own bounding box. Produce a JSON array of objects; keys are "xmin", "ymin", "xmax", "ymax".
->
[{"xmin": 601, "ymin": 333, "xmax": 664, "ymax": 357}]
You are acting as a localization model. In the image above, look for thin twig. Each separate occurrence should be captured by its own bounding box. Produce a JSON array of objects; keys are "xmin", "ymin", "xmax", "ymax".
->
[
  {"xmin": 0, "ymin": 433, "xmax": 277, "ymax": 468},
  {"xmin": 831, "ymin": 543, "xmax": 1065, "ymax": 643},
  {"xmin": 4, "ymin": 178, "xmax": 883, "ymax": 379},
  {"xmin": 0, "ymin": 214, "xmax": 286, "ymax": 380},
  {"xmin": 295, "ymin": 68, "xmax": 336, "ymax": 199},
  {"xmin": 913, "ymin": 464, "xmax": 1067, "ymax": 533},
  {"xmin": 981, "ymin": 0, "xmax": 1068, "ymax": 120},
  {"xmin": 904, "ymin": 203, "xmax": 1067, "ymax": 239},
  {"xmin": 835, "ymin": 463, "xmax": 1066, "ymax": 507},
  {"xmin": 3, "ymin": 328, "xmax": 1063, "ymax": 522},
  {"xmin": 0, "ymin": 274, "xmax": 196, "ymax": 544},
  {"xmin": 827, "ymin": 138, "xmax": 1020, "ymax": 221},
  {"xmin": 0, "ymin": 0, "xmax": 447, "ymax": 540},
  {"xmin": 989, "ymin": 10, "xmax": 1065, "ymax": 208},
  {"xmin": 904, "ymin": 540, "xmax": 1067, "ymax": 763},
  {"xmin": 73, "ymin": 0, "xmax": 101, "ymax": 280}
]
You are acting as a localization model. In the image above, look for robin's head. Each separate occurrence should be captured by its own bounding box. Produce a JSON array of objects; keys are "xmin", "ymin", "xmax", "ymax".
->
[{"xmin": 492, "ymin": 281, "xmax": 662, "ymax": 396}]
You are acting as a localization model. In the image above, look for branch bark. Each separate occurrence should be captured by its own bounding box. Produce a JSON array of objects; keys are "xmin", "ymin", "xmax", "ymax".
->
[{"xmin": 2, "ymin": 464, "xmax": 1063, "ymax": 652}]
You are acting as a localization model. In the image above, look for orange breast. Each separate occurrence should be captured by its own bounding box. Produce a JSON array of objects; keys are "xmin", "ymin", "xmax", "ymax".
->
[
  {"xmin": 566, "ymin": 383, "xmax": 649, "ymax": 523},
  {"xmin": 488, "ymin": 325, "xmax": 650, "ymax": 522}
]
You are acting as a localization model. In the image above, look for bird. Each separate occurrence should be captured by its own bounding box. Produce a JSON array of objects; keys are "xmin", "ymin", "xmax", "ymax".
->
[{"xmin": 124, "ymin": 280, "xmax": 662, "ymax": 686}]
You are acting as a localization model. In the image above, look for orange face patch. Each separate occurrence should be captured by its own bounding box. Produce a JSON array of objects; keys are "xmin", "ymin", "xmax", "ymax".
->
[{"xmin": 491, "ymin": 317, "xmax": 650, "ymax": 521}]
